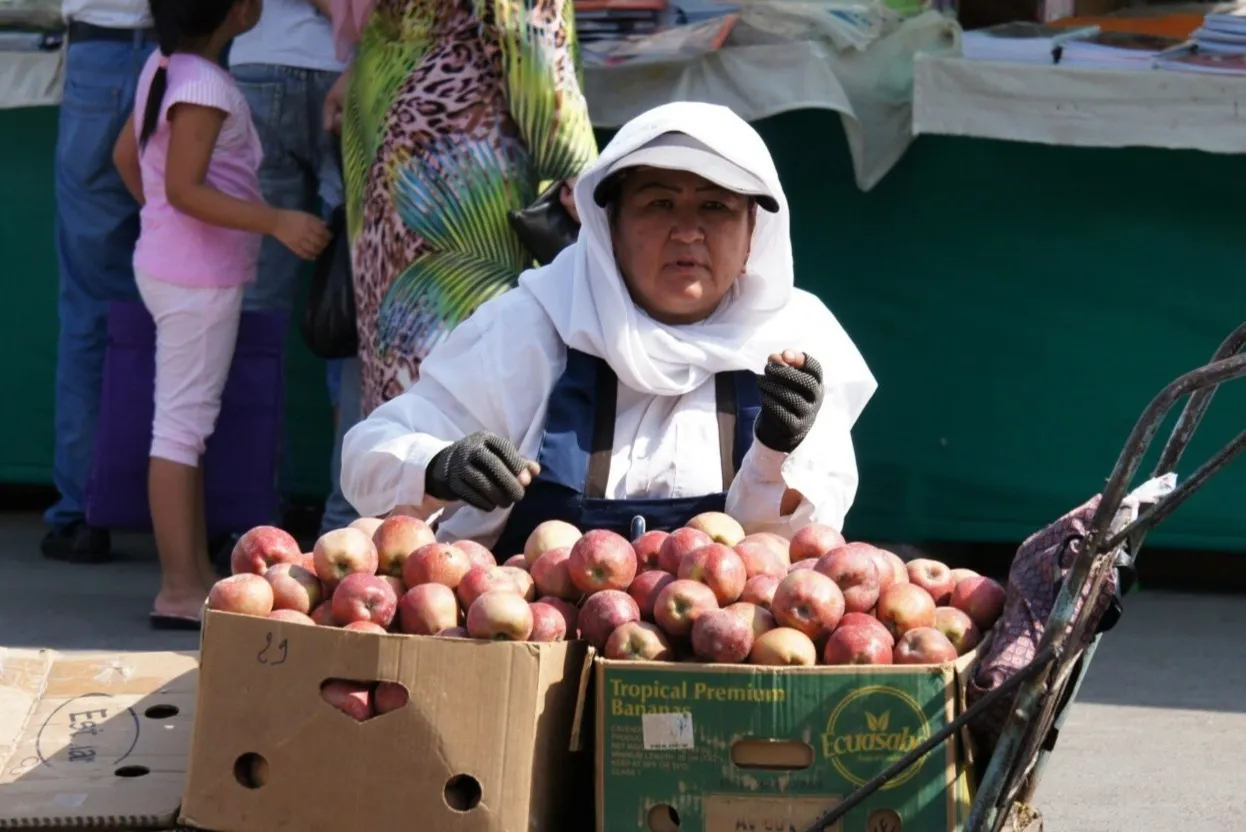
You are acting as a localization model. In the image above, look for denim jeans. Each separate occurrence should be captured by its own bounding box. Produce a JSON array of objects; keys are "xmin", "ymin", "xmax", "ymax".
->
[
  {"xmin": 45, "ymin": 36, "xmax": 156, "ymax": 532},
  {"xmin": 230, "ymin": 63, "xmax": 359, "ymax": 531}
]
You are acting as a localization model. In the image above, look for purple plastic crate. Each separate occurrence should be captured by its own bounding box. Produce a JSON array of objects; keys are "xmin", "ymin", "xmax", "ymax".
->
[{"xmin": 86, "ymin": 300, "xmax": 287, "ymax": 536}]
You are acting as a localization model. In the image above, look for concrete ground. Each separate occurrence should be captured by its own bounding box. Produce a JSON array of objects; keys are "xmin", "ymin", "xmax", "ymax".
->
[{"xmin": 2, "ymin": 511, "xmax": 1244, "ymax": 830}]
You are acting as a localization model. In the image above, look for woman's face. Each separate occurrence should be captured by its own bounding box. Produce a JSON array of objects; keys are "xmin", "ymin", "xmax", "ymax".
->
[{"xmin": 609, "ymin": 167, "xmax": 756, "ymax": 326}]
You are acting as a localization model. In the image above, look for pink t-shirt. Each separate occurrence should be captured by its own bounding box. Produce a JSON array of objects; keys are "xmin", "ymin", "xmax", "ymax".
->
[{"xmin": 133, "ymin": 52, "xmax": 264, "ymax": 288}]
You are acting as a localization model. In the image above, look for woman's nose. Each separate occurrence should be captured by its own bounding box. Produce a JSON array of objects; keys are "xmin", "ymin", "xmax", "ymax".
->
[{"xmin": 669, "ymin": 221, "xmax": 704, "ymax": 243}]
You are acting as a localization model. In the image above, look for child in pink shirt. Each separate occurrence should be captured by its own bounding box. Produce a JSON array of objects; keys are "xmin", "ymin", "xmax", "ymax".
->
[{"xmin": 113, "ymin": 0, "xmax": 331, "ymax": 630}]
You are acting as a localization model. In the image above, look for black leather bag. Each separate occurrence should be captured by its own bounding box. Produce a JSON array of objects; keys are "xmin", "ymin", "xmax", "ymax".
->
[
  {"xmin": 301, "ymin": 142, "xmax": 358, "ymax": 359},
  {"xmin": 508, "ymin": 180, "xmax": 581, "ymax": 266}
]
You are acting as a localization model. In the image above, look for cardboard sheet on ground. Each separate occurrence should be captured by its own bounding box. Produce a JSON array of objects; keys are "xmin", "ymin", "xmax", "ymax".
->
[{"xmin": 0, "ymin": 648, "xmax": 198, "ymax": 829}]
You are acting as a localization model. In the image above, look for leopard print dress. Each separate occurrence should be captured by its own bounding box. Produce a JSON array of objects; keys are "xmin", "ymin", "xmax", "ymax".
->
[{"xmin": 342, "ymin": 0, "xmax": 598, "ymax": 414}]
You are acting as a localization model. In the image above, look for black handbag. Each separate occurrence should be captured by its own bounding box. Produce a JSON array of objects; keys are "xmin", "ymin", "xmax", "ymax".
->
[
  {"xmin": 301, "ymin": 142, "xmax": 358, "ymax": 359},
  {"xmin": 508, "ymin": 180, "xmax": 581, "ymax": 266}
]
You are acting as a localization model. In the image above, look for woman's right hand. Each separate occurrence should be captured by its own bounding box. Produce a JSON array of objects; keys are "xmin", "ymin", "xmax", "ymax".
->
[
  {"xmin": 323, "ymin": 67, "xmax": 351, "ymax": 134},
  {"xmin": 274, "ymin": 210, "xmax": 333, "ymax": 260}
]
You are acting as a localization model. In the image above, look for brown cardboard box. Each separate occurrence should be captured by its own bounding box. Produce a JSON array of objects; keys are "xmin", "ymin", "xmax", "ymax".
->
[{"xmin": 180, "ymin": 610, "xmax": 593, "ymax": 832}]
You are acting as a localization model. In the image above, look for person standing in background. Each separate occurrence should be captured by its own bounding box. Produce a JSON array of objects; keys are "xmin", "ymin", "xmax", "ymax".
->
[{"xmin": 42, "ymin": 1, "xmax": 158, "ymax": 563}]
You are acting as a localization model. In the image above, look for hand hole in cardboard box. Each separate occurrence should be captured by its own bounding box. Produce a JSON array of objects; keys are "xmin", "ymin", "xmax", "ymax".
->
[
  {"xmin": 319, "ymin": 678, "xmax": 410, "ymax": 721},
  {"xmin": 144, "ymin": 704, "xmax": 180, "ymax": 719},
  {"xmin": 114, "ymin": 765, "xmax": 150, "ymax": 778},
  {"xmin": 647, "ymin": 803, "xmax": 681, "ymax": 831},
  {"xmin": 730, "ymin": 738, "xmax": 815, "ymax": 770},
  {"xmin": 443, "ymin": 773, "xmax": 483, "ymax": 812},
  {"xmin": 233, "ymin": 753, "xmax": 268, "ymax": 789}
]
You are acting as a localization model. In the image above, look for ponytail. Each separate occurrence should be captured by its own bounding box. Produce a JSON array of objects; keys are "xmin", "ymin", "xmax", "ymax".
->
[{"xmin": 138, "ymin": 52, "xmax": 170, "ymax": 150}]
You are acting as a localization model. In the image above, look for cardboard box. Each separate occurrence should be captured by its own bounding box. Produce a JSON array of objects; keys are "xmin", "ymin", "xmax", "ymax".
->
[
  {"xmin": 0, "ymin": 648, "xmax": 198, "ymax": 829},
  {"xmin": 181, "ymin": 610, "xmax": 593, "ymax": 832},
  {"xmin": 594, "ymin": 650, "xmax": 980, "ymax": 832}
]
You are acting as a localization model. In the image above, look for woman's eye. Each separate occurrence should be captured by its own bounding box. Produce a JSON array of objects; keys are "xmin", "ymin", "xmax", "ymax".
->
[
  {"xmin": 702, "ymin": 201, "xmax": 728, "ymax": 211},
  {"xmin": 648, "ymin": 199, "xmax": 674, "ymax": 209}
]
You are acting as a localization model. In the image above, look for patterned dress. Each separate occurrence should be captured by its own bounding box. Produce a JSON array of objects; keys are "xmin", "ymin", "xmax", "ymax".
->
[{"xmin": 342, "ymin": 0, "xmax": 598, "ymax": 414}]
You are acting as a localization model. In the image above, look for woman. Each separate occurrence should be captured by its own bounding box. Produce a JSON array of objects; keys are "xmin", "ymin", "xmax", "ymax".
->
[
  {"xmin": 341, "ymin": 102, "xmax": 878, "ymax": 552},
  {"xmin": 324, "ymin": 0, "xmax": 597, "ymax": 415}
]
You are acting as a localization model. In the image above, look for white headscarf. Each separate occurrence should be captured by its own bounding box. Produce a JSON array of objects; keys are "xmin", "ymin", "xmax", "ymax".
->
[{"xmin": 519, "ymin": 100, "xmax": 876, "ymax": 424}]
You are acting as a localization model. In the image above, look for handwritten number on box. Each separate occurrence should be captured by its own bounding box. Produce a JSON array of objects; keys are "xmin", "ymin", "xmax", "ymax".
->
[{"xmin": 256, "ymin": 631, "xmax": 289, "ymax": 666}]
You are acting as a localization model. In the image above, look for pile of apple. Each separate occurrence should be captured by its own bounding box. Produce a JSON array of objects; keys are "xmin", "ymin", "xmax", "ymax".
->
[{"xmin": 206, "ymin": 511, "xmax": 1005, "ymax": 670}]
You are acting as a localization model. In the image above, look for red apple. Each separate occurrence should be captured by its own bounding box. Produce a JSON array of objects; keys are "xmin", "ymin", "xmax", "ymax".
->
[
  {"xmin": 348, "ymin": 517, "xmax": 385, "ymax": 537},
  {"xmin": 380, "ymin": 575, "xmax": 405, "ymax": 600},
  {"xmin": 814, "ymin": 547, "xmax": 881, "ymax": 614},
  {"xmin": 403, "ymin": 542, "xmax": 471, "ymax": 590},
  {"xmin": 876, "ymin": 583, "xmax": 937, "ymax": 639},
  {"xmin": 823, "ymin": 625, "xmax": 893, "ymax": 665},
  {"xmin": 309, "ymin": 602, "xmax": 336, "ymax": 626},
  {"xmin": 530, "ymin": 547, "xmax": 580, "ymax": 601},
  {"xmin": 907, "ymin": 558, "xmax": 956, "ymax": 605},
  {"xmin": 398, "ymin": 583, "xmax": 460, "ymax": 635},
  {"xmin": 466, "ymin": 591, "xmax": 534, "ymax": 641},
  {"xmin": 733, "ymin": 538, "xmax": 788, "ymax": 580},
  {"xmin": 691, "ymin": 608, "xmax": 753, "ymax": 663},
  {"xmin": 678, "ymin": 543, "xmax": 747, "ymax": 605},
  {"xmin": 332, "ymin": 573, "xmax": 398, "ymax": 628},
  {"xmin": 266, "ymin": 609, "xmax": 315, "ymax": 625},
  {"xmin": 685, "ymin": 512, "xmax": 746, "ymax": 546},
  {"xmin": 456, "ymin": 566, "xmax": 521, "ymax": 609},
  {"xmin": 837, "ymin": 611, "xmax": 894, "ymax": 647},
  {"xmin": 770, "ymin": 571, "xmax": 845, "ymax": 640},
  {"xmin": 652, "ymin": 579, "xmax": 719, "ymax": 638},
  {"xmin": 312, "ymin": 528, "xmax": 379, "ymax": 591},
  {"xmin": 750, "ymin": 627, "xmax": 818, "ymax": 666},
  {"xmin": 631, "ymin": 530, "xmax": 670, "ymax": 572},
  {"xmin": 321, "ymin": 680, "xmax": 374, "ymax": 721},
  {"xmin": 504, "ymin": 554, "xmax": 528, "ymax": 569},
  {"xmin": 657, "ymin": 527, "xmax": 713, "ymax": 574},
  {"xmin": 745, "ymin": 532, "xmax": 792, "ymax": 565},
  {"xmin": 523, "ymin": 520, "xmax": 583, "ymax": 566},
  {"xmin": 950, "ymin": 568, "xmax": 980, "ymax": 586},
  {"xmin": 628, "ymin": 570, "xmax": 675, "ymax": 621},
  {"xmin": 299, "ymin": 552, "xmax": 317, "ymax": 573},
  {"xmin": 230, "ymin": 526, "xmax": 302, "ymax": 576},
  {"xmin": 568, "ymin": 529, "xmax": 638, "ymax": 593},
  {"xmin": 437, "ymin": 626, "xmax": 471, "ymax": 638},
  {"xmin": 372, "ymin": 515, "xmax": 436, "ymax": 578},
  {"xmin": 605, "ymin": 621, "xmax": 672, "ymax": 660},
  {"xmin": 880, "ymin": 549, "xmax": 909, "ymax": 587},
  {"xmin": 208, "ymin": 574, "xmax": 274, "ymax": 616},
  {"xmin": 934, "ymin": 607, "xmax": 981, "ymax": 655},
  {"xmin": 264, "ymin": 562, "xmax": 323, "ymax": 615},
  {"xmin": 528, "ymin": 601, "xmax": 568, "ymax": 642},
  {"xmin": 453, "ymin": 539, "xmax": 498, "ymax": 570},
  {"xmin": 740, "ymin": 575, "xmax": 780, "ymax": 608},
  {"xmin": 724, "ymin": 602, "xmax": 776, "ymax": 639},
  {"xmin": 343, "ymin": 620, "xmax": 388, "ymax": 634},
  {"xmin": 579, "ymin": 589, "xmax": 641, "ymax": 650},
  {"xmin": 788, "ymin": 559, "xmax": 816, "ymax": 573},
  {"xmin": 536, "ymin": 596, "xmax": 579, "ymax": 638},
  {"xmin": 839, "ymin": 543, "xmax": 897, "ymax": 594},
  {"xmin": 372, "ymin": 682, "xmax": 408, "ymax": 714},
  {"xmin": 499, "ymin": 565, "xmax": 536, "ymax": 601},
  {"xmin": 894, "ymin": 627, "xmax": 959, "ymax": 665},
  {"xmin": 951, "ymin": 576, "xmax": 1007, "ymax": 630},
  {"xmin": 789, "ymin": 524, "xmax": 845, "ymax": 562}
]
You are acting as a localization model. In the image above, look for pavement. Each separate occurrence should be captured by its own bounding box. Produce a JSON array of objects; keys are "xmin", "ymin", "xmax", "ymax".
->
[{"xmin": 3, "ymin": 511, "xmax": 1245, "ymax": 830}]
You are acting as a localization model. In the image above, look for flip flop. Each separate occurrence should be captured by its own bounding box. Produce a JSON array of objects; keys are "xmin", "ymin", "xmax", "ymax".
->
[{"xmin": 150, "ymin": 613, "xmax": 202, "ymax": 631}]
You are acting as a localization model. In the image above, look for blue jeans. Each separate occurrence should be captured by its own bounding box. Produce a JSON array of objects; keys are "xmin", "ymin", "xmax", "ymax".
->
[
  {"xmin": 46, "ymin": 37, "xmax": 156, "ymax": 532},
  {"xmin": 230, "ymin": 63, "xmax": 359, "ymax": 531}
]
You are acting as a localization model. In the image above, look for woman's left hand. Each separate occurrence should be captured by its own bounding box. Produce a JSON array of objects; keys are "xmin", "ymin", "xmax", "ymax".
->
[
  {"xmin": 560, "ymin": 177, "xmax": 580, "ymax": 223},
  {"xmin": 754, "ymin": 351, "xmax": 825, "ymax": 454}
]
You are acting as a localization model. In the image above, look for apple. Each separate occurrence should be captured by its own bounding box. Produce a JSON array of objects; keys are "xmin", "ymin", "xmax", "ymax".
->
[
  {"xmin": 685, "ymin": 512, "xmax": 746, "ymax": 546},
  {"xmin": 894, "ymin": 627, "xmax": 959, "ymax": 665},
  {"xmin": 631, "ymin": 530, "xmax": 670, "ymax": 572},
  {"xmin": 733, "ymin": 538, "xmax": 787, "ymax": 580},
  {"xmin": 838, "ymin": 544, "xmax": 897, "ymax": 594},
  {"xmin": 456, "ymin": 566, "xmax": 521, "ymax": 609},
  {"xmin": 745, "ymin": 532, "xmax": 792, "ymax": 564},
  {"xmin": 579, "ymin": 589, "xmax": 641, "ymax": 650},
  {"xmin": 657, "ymin": 527, "xmax": 713, "ymax": 574},
  {"xmin": 876, "ymin": 583, "xmax": 937, "ymax": 639},
  {"xmin": 373, "ymin": 682, "xmax": 408, "ymax": 714},
  {"xmin": 437, "ymin": 626, "xmax": 471, "ymax": 638},
  {"xmin": 628, "ymin": 570, "xmax": 675, "ymax": 621},
  {"xmin": 208, "ymin": 574, "xmax": 274, "ymax": 616},
  {"xmin": 403, "ymin": 542, "xmax": 471, "ymax": 590},
  {"xmin": 267, "ymin": 609, "xmax": 315, "ymax": 625},
  {"xmin": 568, "ymin": 529, "xmax": 638, "ymax": 593},
  {"xmin": 605, "ymin": 621, "xmax": 672, "ymax": 660},
  {"xmin": 380, "ymin": 575, "xmax": 405, "ymax": 600},
  {"xmin": 934, "ymin": 606, "xmax": 981, "ymax": 655},
  {"xmin": 299, "ymin": 552, "xmax": 317, "ymax": 573},
  {"xmin": 770, "ymin": 571, "xmax": 845, "ymax": 640},
  {"xmin": 678, "ymin": 543, "xmax": 747, "ymax": 605},
  {"xmin": 372, "ymin": 515, "xmax": 436, "ymax": 578},
  {"xmin": 530, "ymin": 547, "xmax": 580, "ymax": 601},
  {"xmin": 653, "ymin": 579, "xmax": 719, "ymax": 638},
  {"xmin": 750, "ymin": 627, "xmax": 818, "ymax": 666},
  {"xmin": 837, "ymin": 611, "xmax": 895, "ymax": 647},
  {"xmin": 823, "ymin": 625, "xmax": 893, "ymax": 665},
  {"xmin": 264, "ymin": 562, "xmax": 323, "ymax": 614},
  {"xmin": 528, "ymin": 601, "xmax": 568, "ymax": 642},
  {"xmin": 950, "ymin": 568, "xmax": 980, "ymax": 586},
  {"xmin": 309, "ymin": 602, "xmax": 336, "ymax": 626},
  {"xmin": 788, "ymin": 524, "xmax": 845, "ymax": 562},
  {"xmin": 724, "ymin": 602, "xmax": 776, "ymax": 639},
  {"xmin": 466, "ymin": 591, "xmax": 534, "ymax": 641},
  {"xmin": 230, "ymin": 526, "xmax": 302, "ymax": 576},
  {"xmin": 313, "ymin": 528, "xmax": 379, "ymax": 591},
  {"xmin": 504, "ymin": 554, "xmax": 528, "ymax": 568},
  {"xmin": 343, "ymin": 620, "xmax": 388, "ymax": 634},
  {"xmin": 814, "ymin": 547, "xmax": 881, "ymax": 614},
  {"xmin": 453, "ymin": 539, "xmax": 498, "ymax": 570},
  {"xmin": 691, "ymin": 608, "xmax": 753, "ymax": 663},
  {"xmin": 788, "ymin": 559, "xmax": 816, "ymax": 573},
  {"xmin": 321, "ymin": 680, "xmax": 374, "ymax": 721},
  {"xmin": 499, "ymin": 565, "xmax": 536, "ymax": 601},
  {"xmin": 951, "ymin": 575, "xmax": 1007, "ymax": 630},
  {"xmin": 739, "ymin": 575, "xmax": 780, "ymax": 608},
  {"xmin": 523, "ymin": 520, "xmax": 582, "ymax": 566},
  {"xmin": 907, "ymin": 558, "xmax": 956, "ymax": 605},
  {"xmin": 880, "ymin": 549, "xmax": 909, "ymax": 587},
  {"xmin": 536, "ymin": 596, "xmax": 579, "ymax": 638},
  {"xmin": 348, "ymin": 517, "xmax": 385, "ymax": 537},
  {"xmin": 332, "ymin": 573, "xmax": 398, "ymax": 628},
  {"xmin": 397, "ymin": 583, "xmax": 460, "ymax": 635}
]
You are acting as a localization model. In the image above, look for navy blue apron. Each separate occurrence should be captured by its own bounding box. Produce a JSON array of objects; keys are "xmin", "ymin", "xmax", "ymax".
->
[{"xmin": 491, "ymin": 348, "xmax": 762, "ymax": 558}]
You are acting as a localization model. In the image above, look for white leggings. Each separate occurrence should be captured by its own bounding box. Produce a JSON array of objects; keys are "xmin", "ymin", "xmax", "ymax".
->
[{"xmin": 136, "ymin": 270, "xmax": 244, "ymax": 468}]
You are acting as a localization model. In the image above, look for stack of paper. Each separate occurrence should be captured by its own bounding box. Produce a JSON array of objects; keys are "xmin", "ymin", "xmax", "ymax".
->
[
  {"xmin": 1059, "ymin": 30, "xmax": 1182, "ymax": 68},
  {"xmin": 1155, "ymin": 4, "xmax": 1246, "ymax": 75},
  {"xmin": 961, "ymin": 21, "xmax": 1099, "ymax": 65}
]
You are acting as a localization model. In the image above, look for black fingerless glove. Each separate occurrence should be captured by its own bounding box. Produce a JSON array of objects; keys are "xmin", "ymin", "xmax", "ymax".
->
[
  {"xmin": 754, "ymin": 354, "xmax": 825, "ymax": 454},
  {"xmin": 424, "ymin": 431, "xmax": 534, "ymax": 511}
]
